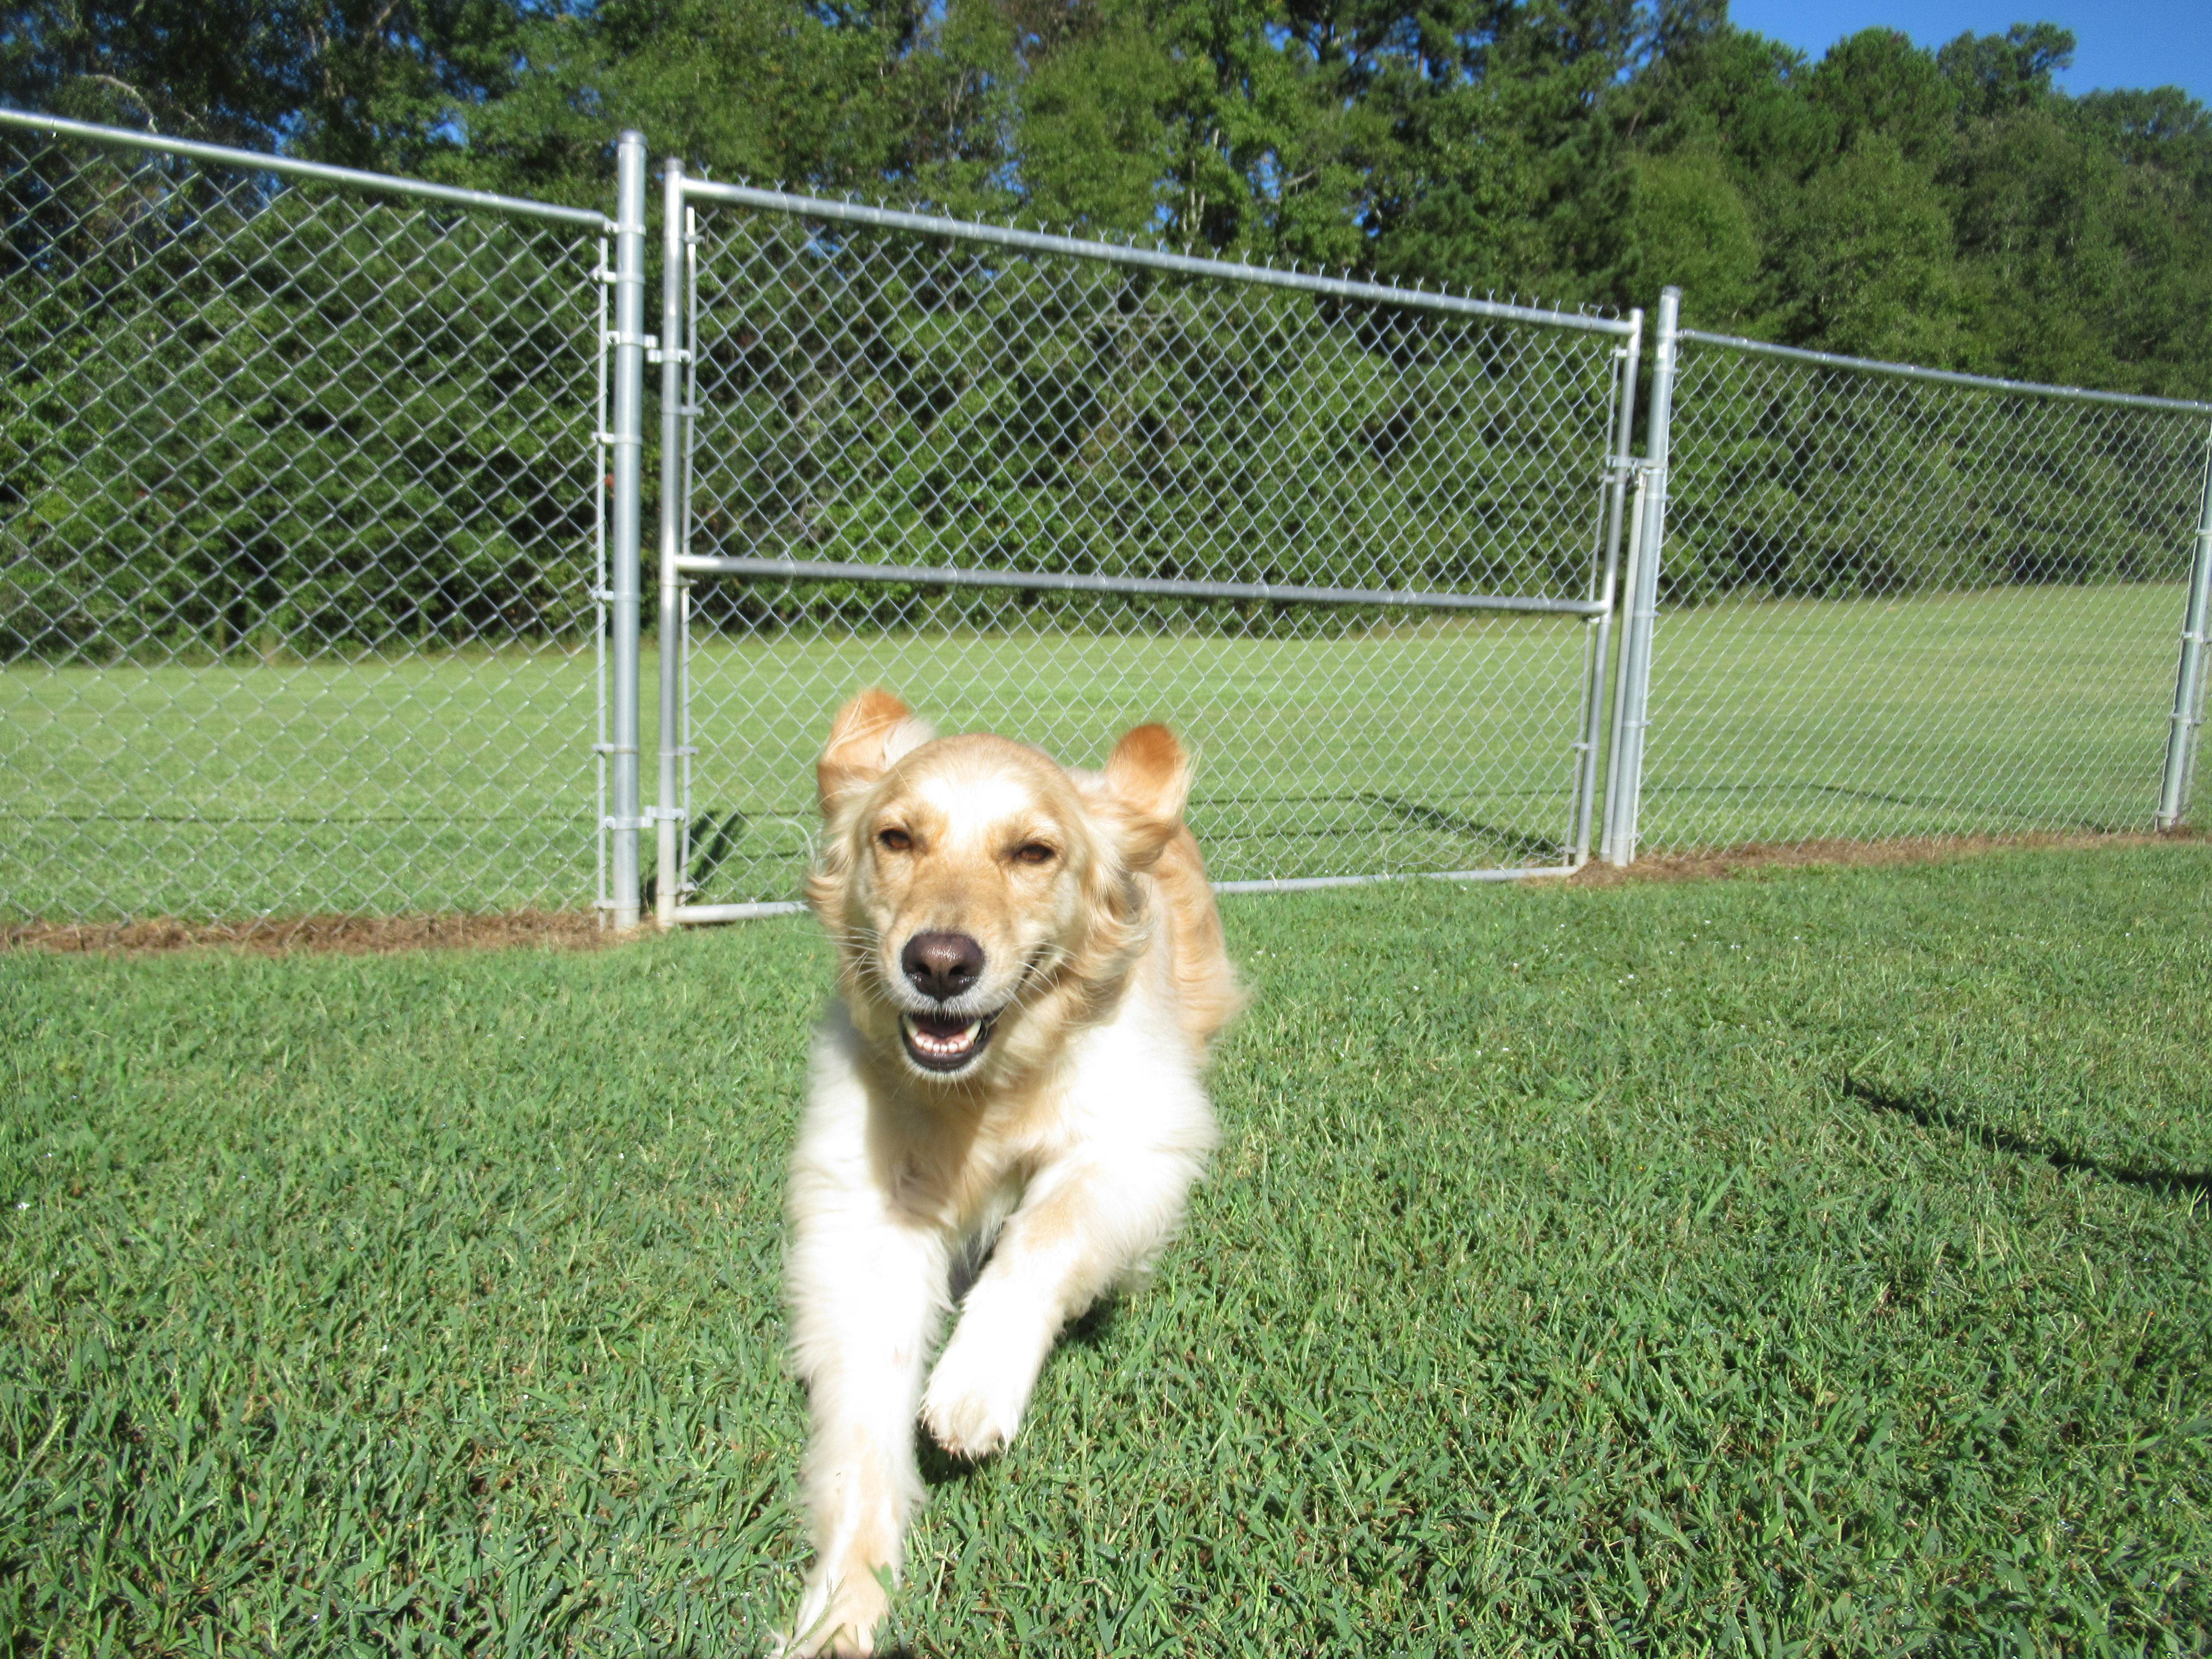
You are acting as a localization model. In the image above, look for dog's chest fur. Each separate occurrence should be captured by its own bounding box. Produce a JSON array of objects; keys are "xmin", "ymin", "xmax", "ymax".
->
[{"xmin": 833, "ymin": 966, "xmax": 1187, "ymax": 1239}]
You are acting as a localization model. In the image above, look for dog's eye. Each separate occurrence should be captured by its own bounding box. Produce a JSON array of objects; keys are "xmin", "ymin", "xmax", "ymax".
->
[
  {"xmin": 877, "ymin": 827, "xmax": 911, "ymax": 853},
  {"xmin": 1014, "ymin": 841, "xmax": 1056, "ymax": 865}
]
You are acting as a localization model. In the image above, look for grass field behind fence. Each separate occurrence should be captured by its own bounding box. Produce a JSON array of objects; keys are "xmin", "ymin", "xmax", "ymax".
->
[
  {"xmin": 3, "ymin": 847, "xmax": 2209, "ymax": 1653},
  {"xmin": 0, "ymin": 581, "xmax": 2198, "ymax": 920},
  {"xmin": 1639, "ymin": 583, "xmax": 2195, "ymax": 849}
]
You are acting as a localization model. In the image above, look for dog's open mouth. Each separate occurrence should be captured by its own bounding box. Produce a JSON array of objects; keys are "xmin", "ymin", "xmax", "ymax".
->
[{"xmin": 901, "ymin": 1012, "xmax": 996, "ymax": 1073}]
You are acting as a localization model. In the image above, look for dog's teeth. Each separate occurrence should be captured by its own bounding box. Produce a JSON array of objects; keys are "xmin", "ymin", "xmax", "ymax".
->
[{"xmin": 902, "ymin": 1016, "xmax": 983, "ymax": 1057}]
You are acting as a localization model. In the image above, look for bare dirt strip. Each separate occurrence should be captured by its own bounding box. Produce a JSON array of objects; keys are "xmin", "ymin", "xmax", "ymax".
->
[
  {"xmin": 4, "ymin": 909, "xmax": 614, "ymax": 957},
  {"xmin": 1563, "ymin": 828, "xmax": 2203, "ymax": 887},
  {"xmin": 6, "ymin": 831, "xmax": 2203, "ymax": 956}
]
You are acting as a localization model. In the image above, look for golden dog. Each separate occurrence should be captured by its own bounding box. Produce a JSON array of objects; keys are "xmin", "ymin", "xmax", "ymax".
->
[{"xmin": 780, "ymin": 689, "xmax": 1241, "ymax": 1654}]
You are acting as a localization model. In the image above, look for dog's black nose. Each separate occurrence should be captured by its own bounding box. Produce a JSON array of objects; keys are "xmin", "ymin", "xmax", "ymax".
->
[{"xmin": 902, "ymin": 931, "xmax": 984, "ymax": 1001}]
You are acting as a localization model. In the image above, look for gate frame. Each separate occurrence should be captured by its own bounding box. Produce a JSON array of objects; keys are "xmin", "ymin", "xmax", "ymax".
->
[{"xmin": 645, "ymin": 170, "xmax": 1643, "ymax": 926}]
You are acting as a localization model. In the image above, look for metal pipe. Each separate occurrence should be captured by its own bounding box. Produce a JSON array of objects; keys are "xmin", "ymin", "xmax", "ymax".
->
[
  {"xmin": 0, "ymin": 107, "xmax": 610, "ymax": 230},
  {"xmin": 1676, "ymin": 324, "xmax": 2212, "ymax": 417},
  {"xmin": 1600, "ymin": 469, "xmax": 1651, "ymax": 862},
  {"xmin": 1572, "ymin": 309, "xmax": 1644, "ymax": 865},
  {"xmin": 594, "ymin": 233, "xmax": 611, "ymax": 927},
  {"xmin": 668, "ymin": 863, "xmax": 1578, "ymax": 926},
  {"xmin": 1603, "ymin": 286, "xmax": 1682, "ymax": 864},
  {"xmin": 669, "ymin": 554, "xmax": 1606, "ymax": 617},
  {"xmin": 679, "ymin": 203, "xmax": 701, "ymax": 894},
  {"xmin": 1214, "ymin": 867, "xmax": 1575, "ymax": 893},
  {"xmin": 655, "ymin": 156, "xmax": 687, "ymax": 928},
  {"xmin": 606, "ymin": 131, "xmax": 649, "ymax": 929},
  {"xmin": 679, "ymin": 178, "xmax": 1635, "ymax": 340},
  {"xmin": 672, "ymin": 901, "xmax": 811, "ymax": 924},
  {"xmin": 2157, "ymin": 426, "xmax": 2212, "ymax": 828}
]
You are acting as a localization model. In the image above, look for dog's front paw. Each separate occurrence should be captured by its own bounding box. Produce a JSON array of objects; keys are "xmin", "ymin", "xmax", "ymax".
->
[
  {"xmin": 778, "ymin": 1567, "xmax": 889, "ymax": 1658},
  {"xmin": 920, "ymin": 1343, "xmax": 1030, "ymax": 1460}
]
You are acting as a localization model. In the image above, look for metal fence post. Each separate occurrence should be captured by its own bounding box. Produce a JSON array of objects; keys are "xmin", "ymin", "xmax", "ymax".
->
[
  {"xmin": 1600, "ymin": 466, "xmax": 1650, "ymax": 859},
  {"xmin": 1572, "ymin": 309, "xmax": 1644, "ymax": 865},
  {"xmin": 655, "ymin": 156, "xmax": 689, "ymax": 928},
  {"xmin": 2158, "ymin": 425, "xmax": 2212, "ymax": 829},
  {"xmin": 1600, "ymin": 285, "xmax": 1681, "ymax": 864},
  {"xmin": 606, "ymin": 131, "xmax": 649, "ymax": 928}
]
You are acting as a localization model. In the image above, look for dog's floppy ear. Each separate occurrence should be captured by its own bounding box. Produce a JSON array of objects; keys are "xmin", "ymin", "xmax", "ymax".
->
[
  {"xmin": 1101, "ymin": 723, "xmax": 1192, "ymax": 867},
  {"xmin": 818, "ymin": 688, "xmax": 936, "ymax": 815}
]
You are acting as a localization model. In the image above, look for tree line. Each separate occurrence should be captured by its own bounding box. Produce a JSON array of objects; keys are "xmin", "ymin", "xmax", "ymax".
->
[
  {"xmin": 8, "ymin": 0, "xmax": 2210, "ymax": 398},
  {"xmin": 4, "ymin": 1, "xmax": 2208, "ymax": 661}
]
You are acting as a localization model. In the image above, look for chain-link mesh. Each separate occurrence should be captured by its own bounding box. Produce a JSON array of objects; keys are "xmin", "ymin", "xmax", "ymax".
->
[
  {"xmin": 1641, "ymin": 340, "xmax": 2211, "ymax": 849},
  {"xmin": 663, "ymin": 204, "xmax": 1629, "ymax": 907},
  {"xmin": 2, "ymin": 126, "xmax": 605, "ymax": 922}
]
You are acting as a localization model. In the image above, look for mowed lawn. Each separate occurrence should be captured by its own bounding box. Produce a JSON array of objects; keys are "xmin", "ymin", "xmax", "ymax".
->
[
  {"xmin": 3, "ymin": 579, "xmax": 2197, "ymax": 919},
  {"xmin": 1638, "ymin": 582, "xmax": 2196, "ymax": 850},
  {"xmin": 4, "ymin": 846, "xmax": 2209, "ymax": 1654}
]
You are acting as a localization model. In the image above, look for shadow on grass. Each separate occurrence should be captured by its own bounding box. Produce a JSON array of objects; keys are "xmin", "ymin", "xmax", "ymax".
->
[
  {"xmin": 1653, "ymin": 778, "xmax": 2120, "ymax": 835},
  {"xmin": 1842, "ymin": 1074, "xmax": 2212, "ymax": 1197},
  {"xmin": 1357, "ymin": 792, "xmax": 1557, "ymax": 863},
  {"xmin": 643, "ymin": 809, "xmax": 747, "ymax": 908}
]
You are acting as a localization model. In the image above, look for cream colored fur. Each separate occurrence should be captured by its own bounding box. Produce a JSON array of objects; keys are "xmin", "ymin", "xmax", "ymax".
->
[{"xmin": 778, "ymin": 690, "xmax": 1242, "ymax": 1656}]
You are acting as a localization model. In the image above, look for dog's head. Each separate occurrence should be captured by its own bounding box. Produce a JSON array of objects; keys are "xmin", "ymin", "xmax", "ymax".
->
[{"xmin": 805, "ymin": 688, "xmax": 1191, "ymax": 1085}]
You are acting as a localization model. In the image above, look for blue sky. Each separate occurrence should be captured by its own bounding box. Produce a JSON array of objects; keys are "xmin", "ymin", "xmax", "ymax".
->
[{"xmin": 1725, "ymin": 0, "xmax": 2212, "ymax": 105}]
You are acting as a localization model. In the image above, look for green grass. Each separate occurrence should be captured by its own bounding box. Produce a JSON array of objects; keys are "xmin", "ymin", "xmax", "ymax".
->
[
  {"xmin": 4, "ymin": 846, "xmax": 2209, "ymax": 1654},
  {"xmin": 6, "ymin": 581, "xmax": 2198, "ymax": 923},
  {"xmin": 1639, "ymin": 583, "xmax": 2195, "ymax": 848},
  {"xmin": 0, "ymin": 646, "xmax": 604, "ymax": 921}
]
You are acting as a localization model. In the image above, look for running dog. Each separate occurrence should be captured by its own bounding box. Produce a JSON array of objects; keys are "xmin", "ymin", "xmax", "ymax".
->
[{"xmin": 780, "ymin": 690, "xmax": 1241, "ymax": 1655}]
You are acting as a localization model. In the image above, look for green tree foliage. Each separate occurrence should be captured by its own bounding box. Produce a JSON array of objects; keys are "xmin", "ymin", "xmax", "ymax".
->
[
  {"xmin": 1, "ymin": 0, "xmax": 546, "ymax": 172},
  {"xmin": 5, "ymin": 1, "xmax": 2209, "ymax": 655},
  {"xmin": 1612, "ymin": 17, "xmax": 2209, "ymax": 396},
  {"xmin": 0, "ymin": 146, "xmax": 595, "ymax": 659},
  {"xmin": 8, "ymin": 0, "xmax": 2207, "ymax": 391}
]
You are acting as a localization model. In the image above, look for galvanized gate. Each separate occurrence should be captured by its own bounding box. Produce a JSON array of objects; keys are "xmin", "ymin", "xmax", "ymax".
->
[{"xmin": 629, "ymin": 166, "xmax": 1644, "ymax": 926}]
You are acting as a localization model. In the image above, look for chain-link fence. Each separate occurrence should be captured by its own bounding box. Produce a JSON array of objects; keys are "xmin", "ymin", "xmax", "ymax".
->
[
  {"xmin": 6, "ymin": 116, "xmax": 2210, "ymax": 929},
  {"xmin": 1, "ymin": 111, "xmax": 611, "ymax": 923},
  {"xmin": 1633, "ymin": 323, "xmax": 2212, "ymax": 853},
  {"xmin": 646, "ymin": 178, "xmax": 1639, "ymax": 921}
]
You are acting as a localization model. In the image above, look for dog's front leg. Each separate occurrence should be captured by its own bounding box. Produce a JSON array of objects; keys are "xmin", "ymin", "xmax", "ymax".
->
[
  {"xmin": 783, "ymin": 1205, "xmax": 946, "ymax": 1657},
  {"xmin": 922, "ymin": 1150, "xmax": 1197, "ymax": 1459}
]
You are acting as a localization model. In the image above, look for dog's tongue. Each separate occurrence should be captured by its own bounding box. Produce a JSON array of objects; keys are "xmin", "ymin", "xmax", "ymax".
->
[{"xmin": 911, "ymin": 1014, "xmax": 971, "ymax": 1041}]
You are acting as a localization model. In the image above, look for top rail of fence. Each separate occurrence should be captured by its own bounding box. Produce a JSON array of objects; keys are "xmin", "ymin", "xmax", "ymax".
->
[
  {"xmin": 681, "ymin": 177, "xmax": 1636, "ymax": 339},
  {"xmin": 0, "ymin": 107, "xmax": 613, "ymax": 233},
  {"xmin": 1678, "ymin": 324, "xmax": 2212, "ymax": 416}
]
